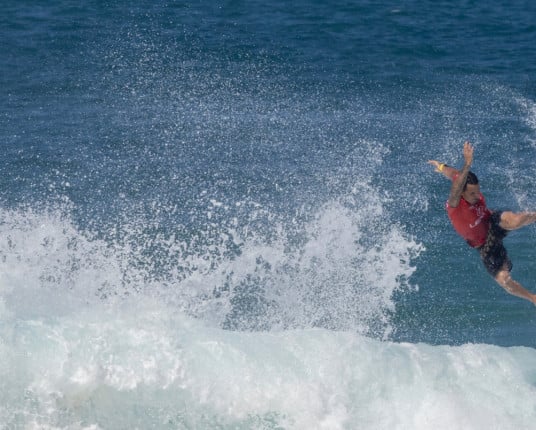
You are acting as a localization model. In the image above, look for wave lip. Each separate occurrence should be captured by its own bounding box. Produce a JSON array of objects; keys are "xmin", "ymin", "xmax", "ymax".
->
[{"xmin": 0, "ymin": 195, "xmax": 422, "ymax": 336}]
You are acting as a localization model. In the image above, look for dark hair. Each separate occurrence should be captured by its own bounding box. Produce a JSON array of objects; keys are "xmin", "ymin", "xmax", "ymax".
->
[{"xmin": 463, "ymin": 171, "xmax": 479, "ymax": 191}]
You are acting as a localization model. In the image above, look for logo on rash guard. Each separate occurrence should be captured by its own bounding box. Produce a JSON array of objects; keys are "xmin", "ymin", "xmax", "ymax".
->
[{"xmin": 469, "ymin": 205, "xmax": 486, "ymax": 229}]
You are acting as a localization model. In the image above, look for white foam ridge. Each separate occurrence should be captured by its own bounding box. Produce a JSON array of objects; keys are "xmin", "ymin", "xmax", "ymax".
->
[{"xmin": 1, "ymin": 304, "xmax": 535, "ymax": 430}]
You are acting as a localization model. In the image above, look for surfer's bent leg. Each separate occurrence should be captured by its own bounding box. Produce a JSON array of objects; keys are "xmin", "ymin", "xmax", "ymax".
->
[
  {"xmin": 499, "ymin": 211, "xmax": 536, "ymax": 231},
  {"xmin": 478, "ymin": 212, "xmax": 536, "ymax": 305}
]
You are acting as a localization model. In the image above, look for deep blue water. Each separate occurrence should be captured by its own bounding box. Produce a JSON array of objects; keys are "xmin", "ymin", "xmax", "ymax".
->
[{"xmin": 2, "ymin": 1, "xmax": 536, "ymax": 428}]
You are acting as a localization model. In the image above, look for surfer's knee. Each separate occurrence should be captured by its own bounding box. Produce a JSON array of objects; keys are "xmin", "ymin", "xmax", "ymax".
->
[
  {"xmin": 499, "ymin": 211, "xmax": 536, "ymax": 230},
  {"xmin": 494, "ymin": 270, "xmax": 512, "ymax": 290},
  {"xmin": 498, "ymin": 211, "xmax": 519, "ymax": 230}
]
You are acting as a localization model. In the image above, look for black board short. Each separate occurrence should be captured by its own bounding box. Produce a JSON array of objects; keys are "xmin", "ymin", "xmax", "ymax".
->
[{"xmin": 477, "ymin": 211, "xmax": 512, "ymax": 278}]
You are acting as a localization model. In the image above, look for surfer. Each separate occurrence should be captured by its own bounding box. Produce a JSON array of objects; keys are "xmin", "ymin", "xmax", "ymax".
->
[{"xmin": 429, "ymin": 141, "xmax": 536, "ymax": 305}]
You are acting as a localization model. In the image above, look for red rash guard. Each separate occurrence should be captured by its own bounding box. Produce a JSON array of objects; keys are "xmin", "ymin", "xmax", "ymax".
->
[{"xmin": 446, "ymin": 193, "xmax": 491, "ymax": 248}]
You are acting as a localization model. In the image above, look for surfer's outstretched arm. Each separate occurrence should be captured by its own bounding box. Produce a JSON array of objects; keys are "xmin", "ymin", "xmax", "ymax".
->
[
  {"xmin": 447, "ymin": 142, "xmax": 473, "ymax": 208},
  {"xmin": 428, "ymin": 141, "xmax": 473, "ymax": 182},
  {"xmin": 428, "ymin": 141, "xmax": 474, "ymax": 207},
  {"xmin": 427, "ymin": 159, "xmax": 458, "ymax": 180}
]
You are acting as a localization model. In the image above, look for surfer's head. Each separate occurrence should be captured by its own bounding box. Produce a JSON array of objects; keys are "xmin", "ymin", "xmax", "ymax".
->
[
  {"xmin": 462, "ymin": 171, "xmax": 480, "ymax": 205},
  {"xmin": 463, "ymin": 171, "xmax": 479, "ymax": 191}
]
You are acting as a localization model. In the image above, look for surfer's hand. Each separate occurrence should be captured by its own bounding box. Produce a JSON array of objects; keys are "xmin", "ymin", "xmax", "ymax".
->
[
  {"xmin": 463, "ymin": 141, "xmax": 473, "ymax": 166},
  {"xmin": 428, "ymin": 160, "xmax": 444, "ymax": 173}
]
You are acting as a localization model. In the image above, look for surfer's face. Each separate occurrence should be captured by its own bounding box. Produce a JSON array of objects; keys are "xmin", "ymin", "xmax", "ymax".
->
[{"xmin": 462, "ymin": 183, "xmax": 481, "ymax": 205}]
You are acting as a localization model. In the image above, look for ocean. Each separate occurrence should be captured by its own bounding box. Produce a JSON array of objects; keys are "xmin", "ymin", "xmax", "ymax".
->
[{"xmin": 2, "ymin": 0, "xmax": 536, "ymax": 428}]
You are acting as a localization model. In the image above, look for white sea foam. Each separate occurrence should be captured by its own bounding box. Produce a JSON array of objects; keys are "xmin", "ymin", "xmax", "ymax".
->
[
  {"xmin": 0, "ymin": 200, "xmax": 423, "ymax": 429},
  {"xmin": 0, "ymin": 181, "xmax": 422, "ymax": 334},
  {"xmin": 1, "ymin": 304, "xmax": 535, "ymax": 430}
]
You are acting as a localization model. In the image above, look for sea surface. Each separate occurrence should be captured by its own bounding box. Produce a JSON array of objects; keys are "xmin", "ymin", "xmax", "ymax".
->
[{"xmin": 2, "ymin": 1, "xmax": 536, "ymax": 429}]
